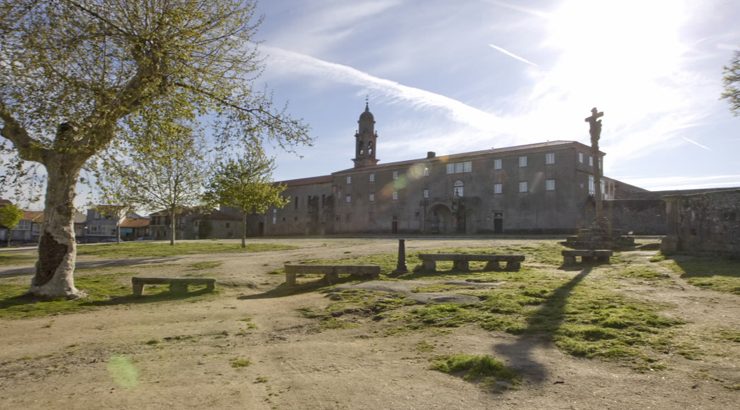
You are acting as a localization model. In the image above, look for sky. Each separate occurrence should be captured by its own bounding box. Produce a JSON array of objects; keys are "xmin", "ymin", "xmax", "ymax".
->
[{"xmin": 253, "ymin": 0, "xmax": 740, "ymax": 191}]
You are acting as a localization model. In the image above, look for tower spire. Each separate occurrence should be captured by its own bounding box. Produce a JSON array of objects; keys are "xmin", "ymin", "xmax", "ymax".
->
[{"xmin": 353, "ymin": 99, "xmax": 379, "ymax": 168}]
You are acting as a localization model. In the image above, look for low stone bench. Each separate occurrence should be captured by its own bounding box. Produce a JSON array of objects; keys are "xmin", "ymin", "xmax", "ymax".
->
[
  {"xmin": 132, "ymin": 277, "xmax": 216, "ymax": 297},
  {"xmin": 284, "ymin": 264, "xmax": 381, "ymax": 286},
  {"xmin": 561, "ymin": 249, "xmax": 613, "ymax": 265},
  {"xmin": 417, "ymin": 253, "xmax": 525, "ymax": 272}
]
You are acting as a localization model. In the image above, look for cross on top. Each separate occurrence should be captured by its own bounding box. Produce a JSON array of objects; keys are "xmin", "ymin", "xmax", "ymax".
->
[{"xmin": 584, "ymin": 107, "xmax": 604, "ymax": 146}]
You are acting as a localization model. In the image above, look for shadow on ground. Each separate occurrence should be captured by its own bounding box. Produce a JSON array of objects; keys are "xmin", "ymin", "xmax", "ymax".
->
[{"xmin": 494, "ymin": 267, "xmax": 592, "ymax": 384}]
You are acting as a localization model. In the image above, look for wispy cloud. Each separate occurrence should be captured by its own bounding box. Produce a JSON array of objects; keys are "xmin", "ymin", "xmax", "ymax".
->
[
  {"xmin": 261, "ymin": 45, "xmax": 509, "ymax": 135},
  {"xmin": 682, "ymin": 136, "xmax": 712, "ymax": 151},
  {"xmin": 486, "ymin": 0, "xmax": 550, "ymax": 19},
  {"xmin": 488, "ymin": 44, "xmax": 539, "ymax": 67}
]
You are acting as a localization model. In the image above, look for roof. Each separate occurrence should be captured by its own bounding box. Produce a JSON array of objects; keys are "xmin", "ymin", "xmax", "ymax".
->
[
  {"xmin": 0, "ymin": 199, "xmax": 11, "ymax": 206},
  {"xmin": 331, "ymin": 140, "xmax": 596, "ymax": 175},
  {"xmin": 23, "ymin": 210, "xmax": 44, "ymax": 223},
  {"xmin": 280, "ymin": 175, "xmax": 333, "ymax": 187},
  {"xmin": 119, "ymin": 217, "xmax": 150, "ymax": 229}
]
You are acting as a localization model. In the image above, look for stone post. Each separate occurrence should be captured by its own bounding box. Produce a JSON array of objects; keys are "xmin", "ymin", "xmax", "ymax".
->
[{"xmin": 393, "ymin": 238, "xmax": 408, "ymax": 274}]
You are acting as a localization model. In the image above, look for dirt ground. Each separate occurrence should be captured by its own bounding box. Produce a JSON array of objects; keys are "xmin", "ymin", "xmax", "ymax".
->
[{"xmin": 0, "ymin": 238, "xmax": 737, "ymax": 409}]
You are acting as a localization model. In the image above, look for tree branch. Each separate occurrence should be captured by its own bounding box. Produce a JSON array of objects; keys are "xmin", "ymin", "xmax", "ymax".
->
[{"xmin": 0, "ymin": 102, "xmax": 48, "ymax": 163}]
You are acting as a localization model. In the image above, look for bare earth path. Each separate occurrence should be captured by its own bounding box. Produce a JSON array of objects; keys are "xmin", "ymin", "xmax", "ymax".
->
[{"xmin": 0, "ymin": 238, "xmax": 737, "ymax": 409}]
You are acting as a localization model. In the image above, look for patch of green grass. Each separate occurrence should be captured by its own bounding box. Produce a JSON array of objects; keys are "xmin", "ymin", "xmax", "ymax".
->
[
  {"xmin": 0, "ymin": 271, "xmax": 214, "ymax": 319},
  {"xmin": 715, "ymin": 328, "xmax": 740, "ymax": 343},
  {"xmin": 416, "ymin": 340, "xmax": 435, "ymax": 353},
  {"xmin": 230, "ymin": 357, "xmax": 251, "ymax": 368},
  {"xmin": 431, "ymin": 353, "xmax": 520, "ymax": 388},
  {"xmin": 663, "ymin": 256, "xmax": 740, "ymax": 294},
  {"xmin": 254, "ymin": 376, "xmax": 268, "ymax": 383},
  {"xmin": 616, "ymin": 266, "xmax": 670, "ymax": 281},
  {"xmin": 0, "ymin": 252, "xmax": 37, "ymax": 267},
  {"xmin": 188, "ymin": 261, "xmax": 223, "ymax": 270},
  {"xmin": 76, "ymin": 241, "xmax": 298, "ymax": 259}
]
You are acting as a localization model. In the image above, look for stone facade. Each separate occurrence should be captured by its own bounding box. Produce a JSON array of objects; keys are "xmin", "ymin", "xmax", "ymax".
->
[
  {"xmin": 662, "ymin": 189, "xmax": 740, "ymax": 257},
  {"xmin": 262, "ymin": 104, "xmax": 648, "ymax": 236}
]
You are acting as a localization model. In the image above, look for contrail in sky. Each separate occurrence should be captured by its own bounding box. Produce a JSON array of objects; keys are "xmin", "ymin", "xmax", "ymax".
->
[
  {"xmin": 682, "ymin": 136, "xmax": 711, "ymax": 151},
  {"xmin": 261, "ymin": 45, "xmax": 508, "ymax": 134},
  {"xmin": 488, "ymin": 44, "xmax": 539, "ymax": 67}
]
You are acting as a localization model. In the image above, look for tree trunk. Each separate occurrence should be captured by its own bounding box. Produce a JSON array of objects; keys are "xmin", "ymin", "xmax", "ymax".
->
[
  {"xmin": 29, "ymin": 156, "xmax": 86, "ymax": 299},
  {"xmin": 241, "ymin": 213, "xmax": 247, "ymax": 249},
  {"xmin": 169, "ymin": 206, "xmax": 176, "ymax": 246}
]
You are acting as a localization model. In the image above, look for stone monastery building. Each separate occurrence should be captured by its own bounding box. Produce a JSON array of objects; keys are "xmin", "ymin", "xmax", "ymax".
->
[{"xmin": 263, "ymin": 103, "xmax": 644, "ymax": 236}]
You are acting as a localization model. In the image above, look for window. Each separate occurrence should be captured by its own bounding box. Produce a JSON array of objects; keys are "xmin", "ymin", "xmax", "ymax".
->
[
  {"xmin": 494, "ymin": 159, "xmax": 502, "ymax": 170},
  {"xmin": 545, "ymin": 153, "xmax": 555, "ymax": 164},
  {"xmin": 423, "ymin": 189, "xmax": 429, "ymax": 199},
  {"xmin": 519, "ymin": 181, "xmax": 528, "ymax": 193},
  {"xmin": 369, "ymin": 173, "xmax": 375, "ymax": 182},
  {"xmin": 369, "ymin": 193, "xmax": 375, "ymax": 202},
  {"xmin": 546, "ymin": 179, "xmax": 556, "ymax": 191},
  {"xmin": 392, "ymin": 191, "xmax": 398, "ymax": 200},
  {"xmin": 589, "ymin": 156, "xmax": 593, "ymax": 166},
  {"xmin": 345, "ymin": 194, "xmax": 351, "ymax": 203},
  {"xmin": 393, "ymin": 171, "xmax": 399, "ymax": 180},
  {"xmin": 453, "ymin": 180, "xmax": 464, "ymax": 197},
  {"xmin": 294, "ymin": 196, "xmax": 299, "ymax": 210},
  {"xmin": 588, "ymin": 175, "xmax": 595, "ymax": 194},
  {"xmin": 423, "ymin": 167, "xmax": 429, "ymax": 176},
  {"xmin": 519, "ymin": 156, "xmax": 527, "ymax": 167},
  {"xmin": 272, "ymin": 209, "xmax": 277, "ymax": 224},
  {"xmin": 578, "ymin": 152, "xmax": 584, "ymax": 163},
  {"xmin": 346, "ymin": 176, "xmax": 352, "ymax": 184},
  {"xmin": 494, "ymin": 183, "xmax": 502, "ymax": 194},
  {"xmin": 447, "ymin": 161, "xmax": 473, "ymax": 174}
]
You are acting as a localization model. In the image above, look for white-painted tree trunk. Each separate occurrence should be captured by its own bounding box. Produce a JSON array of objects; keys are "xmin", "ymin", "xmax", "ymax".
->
[{"xmin": 29, "ymin": 156, "xmax": 86, "ymax": 299}]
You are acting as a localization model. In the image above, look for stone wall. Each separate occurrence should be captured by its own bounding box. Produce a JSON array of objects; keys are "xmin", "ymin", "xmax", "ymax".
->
[
  {"xmin": 662, "ymin": 189, "xmax": 740, "ymax": 257},
  {"xmin": 605, "ymin": 199, "xmax": 666, "ymax": 235}
]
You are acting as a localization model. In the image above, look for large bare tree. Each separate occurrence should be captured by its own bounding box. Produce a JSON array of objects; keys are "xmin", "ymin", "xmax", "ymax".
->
[{"xmin": 0, "ymin": 1, "xmax": 310, "ymax": 298}]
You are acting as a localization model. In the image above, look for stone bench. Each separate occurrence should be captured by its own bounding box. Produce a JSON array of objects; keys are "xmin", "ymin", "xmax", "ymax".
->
[
  {"xmin": 417, "ymin": 253, "xmax": 525, "ymax": 272},
  {"xmin": 284, "ymin": 264, "xmax": 381, "ymax": 286},
  {"xmin": 561, "ymin": 249, "xmax": 613, "ymax": 265},
  {"xmin": 132, "ymin": 277, "xmax": 216, "ymax": 297}
]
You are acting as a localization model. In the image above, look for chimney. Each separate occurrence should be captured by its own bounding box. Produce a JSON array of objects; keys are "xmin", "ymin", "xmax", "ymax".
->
[{"xmin": 427, "ymin": 151, "xmax": 436, "ymax": 159}]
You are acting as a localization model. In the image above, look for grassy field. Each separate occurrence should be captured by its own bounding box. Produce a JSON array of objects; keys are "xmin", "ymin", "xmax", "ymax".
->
[
  {"xmin": 0, "ymin": 241, "xmax": 298, "ymax": 266},
  {"xmin": 292, "ymin": 243, "xmax": 740, "ymax": 372}
]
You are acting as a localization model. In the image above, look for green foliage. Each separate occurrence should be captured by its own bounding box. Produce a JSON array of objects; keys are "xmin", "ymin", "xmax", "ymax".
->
[
  {"xmin": 430, "ymin": 354, "xmax": 520, "ymax": 387},
  {"xmin": 204, "ymin": 147, "xmax": 288, "ymax": 246},
  {"xmin": 722, "ymin": 50, "xmax": 740, "ymax": 115},
  {"xmin": 0, "ymin": 203, "xmax": 24, "ymax": 232}
]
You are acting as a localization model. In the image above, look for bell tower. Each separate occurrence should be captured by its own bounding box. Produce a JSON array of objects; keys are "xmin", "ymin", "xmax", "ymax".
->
[{"xmin": 353, "ymin": 100, "xmax": 379, "ymax": 168}]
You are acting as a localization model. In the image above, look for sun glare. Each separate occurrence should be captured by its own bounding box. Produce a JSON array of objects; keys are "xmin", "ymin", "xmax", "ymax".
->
[{"xmin": 542, "ymin": 0, "xmax": 689, "ymax": 111}]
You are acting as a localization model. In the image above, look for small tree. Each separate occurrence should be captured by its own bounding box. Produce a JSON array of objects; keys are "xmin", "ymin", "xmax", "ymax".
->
[
  {"xmin": 0, "ymin": 203, "xmax": 24, "ymax": 247},
  {"xmin": 721, "ymin": 50, "xmax": 740, "ymax": 115},
  {"xmin": 96, "ymin": 106, "xmax": 207, "ymax": 246},
  {"xmin": 205, "ymin": 149, "xmax": 287, "ymax": 248}
]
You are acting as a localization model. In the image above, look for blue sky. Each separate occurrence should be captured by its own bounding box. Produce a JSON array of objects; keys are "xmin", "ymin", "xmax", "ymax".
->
[{"xmin": 254, "ymin": 0, "xmax": 740, "ymax": 191}]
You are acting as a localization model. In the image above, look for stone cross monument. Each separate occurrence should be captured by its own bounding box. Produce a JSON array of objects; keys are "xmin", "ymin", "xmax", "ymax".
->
[{"xmin": 584, "ymin": 107, "xmax": 604, "ymax": 224}]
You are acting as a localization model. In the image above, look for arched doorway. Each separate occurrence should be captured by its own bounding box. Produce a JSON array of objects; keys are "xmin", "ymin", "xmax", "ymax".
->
[{"xmin": 429, "ymin": 204, "xmax": 453, "ymax": 234}]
